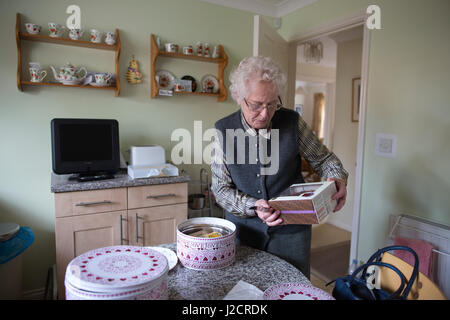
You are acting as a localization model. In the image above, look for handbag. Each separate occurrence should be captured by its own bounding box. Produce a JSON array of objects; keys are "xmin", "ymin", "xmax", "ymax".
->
[{"xmin": 327, "ymin": 245, "xmax": 419, "ymax": 300}]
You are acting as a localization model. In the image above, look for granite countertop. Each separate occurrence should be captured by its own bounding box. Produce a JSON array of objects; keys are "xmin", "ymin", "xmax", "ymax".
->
[
  {"xmin": 159, "ymin": 242, "xmax": 310, "ymax": 300},
  {"xmin": 51, "ymin": 171, "xmax": 190, "ymax": 193}
]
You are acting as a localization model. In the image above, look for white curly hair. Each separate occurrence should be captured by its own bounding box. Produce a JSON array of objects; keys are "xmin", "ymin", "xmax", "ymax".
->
[{"xmin": 229, "ymin": 56, "xmax": 287, "ymax": 104}]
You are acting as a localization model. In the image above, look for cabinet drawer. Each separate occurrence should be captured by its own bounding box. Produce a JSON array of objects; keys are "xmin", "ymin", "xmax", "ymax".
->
[
  {"xmin": 54, "ymin": 188, "xmax": 127, "ymax": 218},
  {"xmin": 128, "ymin": 183, "xmax": 187, "ymax": 209}
]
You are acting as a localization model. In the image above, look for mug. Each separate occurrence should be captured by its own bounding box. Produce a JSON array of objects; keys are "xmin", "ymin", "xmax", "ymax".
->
[
  {"xmin": 212, "ymin": 46, "xmax": 220, "ymax": 58},
  {"xmin": 105, "ymin": 31, "xmax": 116, "ymax": 45},
  {"xmin": 196, "ymin": 42, "xmax": 203, "ymax": 56},
  {"xmin": 204, "ymin": 43, "xmax": 210, "ymax": 57},
  {"xmin": 174, "ymin": 83, "xmax": 184, "ymax": 92},
  {"xmin": 90, "ymin": 29, "xmax": 103, "ymax": 43},
  {"xmin": 29, "ymin": 68, "xmax": 47, "ymax": 82},
  {"xmin": 25, "ymin": 23, "xmax": 41, "ymax": 34},
  {"xmin": 165, "ymin": 43, "xmax": 178, "ymax": 53},
  {"xmin": 48, "ymin": 23, "xmax": 65, "ymax": 37},
  {"xmin": 94, "ymin": 73, "xmax": 111, "ymax": 85},
  {"xmin": 183, "ymin": 46, "xmax": 193, "ymax": 55},
  {"xmin": 69, "ymin": 28, "xmax": 83, "ymax": 40}
]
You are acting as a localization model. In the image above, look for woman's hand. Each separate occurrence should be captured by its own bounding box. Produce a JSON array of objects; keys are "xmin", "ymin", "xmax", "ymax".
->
[
  {"xmin": 254, "ymin": 199, "xmax": 283, "ymax": 226},
  {"xmin": 327, "ymin": 177, "xmax": 347, "ymax": 212}
]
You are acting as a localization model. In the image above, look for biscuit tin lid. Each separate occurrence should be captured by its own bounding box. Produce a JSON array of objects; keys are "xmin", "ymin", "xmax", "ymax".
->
[{"xmin": 66, "ymin": 245, "xmax": 168, "ymax": 293}]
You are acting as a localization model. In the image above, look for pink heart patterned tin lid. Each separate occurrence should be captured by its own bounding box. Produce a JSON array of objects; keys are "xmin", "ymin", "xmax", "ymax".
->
[
  {"xmin": 263, "ymin": 283, "xmax": 335, "ymax": 300},
  {"xmin": 65, "ymin": 246, "xmax": 169, "ymax": 293}
]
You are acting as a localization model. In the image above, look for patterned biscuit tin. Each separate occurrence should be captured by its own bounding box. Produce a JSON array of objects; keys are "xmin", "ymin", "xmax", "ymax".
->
[
  {"xmin": 65, "ymin": 245, "xmax": 168, "ymax": 300},
  {"xmin": 177, "ymin": 217, "xmax": 236, "ymax": 271}
]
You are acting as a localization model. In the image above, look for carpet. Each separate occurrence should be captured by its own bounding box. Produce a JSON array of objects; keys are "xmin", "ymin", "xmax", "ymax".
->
[{"xmin": 310, "ymin": 241, "xmax": 351, "ymax": 283}]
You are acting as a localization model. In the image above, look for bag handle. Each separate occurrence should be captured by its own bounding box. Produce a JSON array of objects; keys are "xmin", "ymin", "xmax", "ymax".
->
[
  {"xmin": 362, "ymin": 245, "xmax": 419, "ymax": 300},
  {"xmin": 350, "ymin": 261, "xmax": 407, "ymax": 300}
]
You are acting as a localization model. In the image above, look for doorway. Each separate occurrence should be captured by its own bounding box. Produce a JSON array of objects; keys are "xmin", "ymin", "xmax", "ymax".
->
[{"xmin": 295, "ymin": 25, "xmax": 365, "ymax": 289}]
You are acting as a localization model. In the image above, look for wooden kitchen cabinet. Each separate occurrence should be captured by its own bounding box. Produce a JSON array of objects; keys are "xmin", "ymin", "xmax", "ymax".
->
[
  {"xmin": 128, "ymin": 203, "xmax": 187, "ymax": 246},
  {"xmin": 53, "ymin": 182, "xmax": 188, "ymax": 299}
]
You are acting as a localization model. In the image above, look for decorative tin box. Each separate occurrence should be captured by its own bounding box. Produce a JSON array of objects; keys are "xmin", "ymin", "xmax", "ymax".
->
[
  {"xmin": 268, "ymin": 181, "xmax": 337, "ymax": 225},
  {"xmin": 177, "ymin": 217, "xmax": 236, "ymax": 270},
  {"xmin": 65, "ymin": 245, "xmax": 169, "ymax": 300}
]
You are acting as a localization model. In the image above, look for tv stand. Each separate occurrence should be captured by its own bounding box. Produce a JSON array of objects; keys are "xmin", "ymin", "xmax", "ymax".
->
[{"xmin": 69, "ymin": 172, "xmax": 116, "ymax": 182}]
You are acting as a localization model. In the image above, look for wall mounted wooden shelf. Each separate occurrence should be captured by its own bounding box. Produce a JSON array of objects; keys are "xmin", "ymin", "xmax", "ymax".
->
[
  {"xmin": 150, "ymin": 34, "xmax": 228, "ymax": 102},
  {"xmin": 16, "ymin": 13, "xmax": 121, "ymax": 96}
]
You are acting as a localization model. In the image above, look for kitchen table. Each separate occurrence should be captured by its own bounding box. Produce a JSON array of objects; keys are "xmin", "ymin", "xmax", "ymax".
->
[{"xmin": 159, "ymin": 242, "xmax": 311, "ymax": 300}]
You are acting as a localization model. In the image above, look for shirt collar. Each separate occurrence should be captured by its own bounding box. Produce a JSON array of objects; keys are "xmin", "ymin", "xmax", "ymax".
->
[{"xmin": 240, "ymin": 111, "xmax": 271, "ymax": 139}]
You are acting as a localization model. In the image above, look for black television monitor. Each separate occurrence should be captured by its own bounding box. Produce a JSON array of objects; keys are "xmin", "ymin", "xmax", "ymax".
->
[{"xmin": 51, "ymin": 118, "xmax": 120, "ymax": 181}]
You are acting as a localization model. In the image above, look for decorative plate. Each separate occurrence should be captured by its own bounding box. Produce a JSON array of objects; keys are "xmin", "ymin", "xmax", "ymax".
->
[
  {"xmin": 146, "ymin": 247, "xmax": 178, "ymax": 271},
  {"xmin": 155, "ymin": 70, "xmax": 175, "ymax": 90},
  {"xmin": 201, "ymin": 74, "xmax": 219, "ymax": 93},
  {"xmin": 66, "ymin": 245, "xmax": 169, "ymax": 293},
  {"xmin": 263, "ymin": 283, "xmax": 335, "ymax": 300},
  {"xmin": 181, "ymin": 75, "xmax": 197, "ymax": 92}
]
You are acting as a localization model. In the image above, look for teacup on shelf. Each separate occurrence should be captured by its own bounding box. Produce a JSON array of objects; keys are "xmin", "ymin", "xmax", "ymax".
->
[
  {"xmin": 90, "ymin": 29, "xmax": 103, "ymax": 43},
  {"xmin": 68, "ymin": 28, "xmax": 83, "ymax": 40},
  {"xmin": 25, "ymin": 23, "xmax": 41, "ymax": 35},
  {"xmin": 94, "ymin": 73, "xmax": 111, "ymax": 85},
  {"xmin": 105, "ymin": 31, "xmax": 116, "ymax": 45},
  {"xmin": 48, "ymin": 23, "xmax": 65, "ymax": 37},
  {"xmin": 165, "ymin": 43, "xmax": 178, "ymax": 53}
]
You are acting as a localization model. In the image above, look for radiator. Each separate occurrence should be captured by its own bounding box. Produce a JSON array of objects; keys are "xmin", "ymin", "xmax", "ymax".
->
[{"xmin": 388, "ymin": 214, "xmax": 450, "ymax": 298}]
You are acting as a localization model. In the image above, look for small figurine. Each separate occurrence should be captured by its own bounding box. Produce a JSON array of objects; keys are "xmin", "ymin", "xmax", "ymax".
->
[{"xmin": 126, "ymin": 55, "xmax": 142, "ymax": 84}]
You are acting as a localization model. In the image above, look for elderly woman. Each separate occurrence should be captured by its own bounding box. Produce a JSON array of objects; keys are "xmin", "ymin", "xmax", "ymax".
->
[{"xmin": 211, "ymin": 56, "xmax": 348, "ymax": 278}]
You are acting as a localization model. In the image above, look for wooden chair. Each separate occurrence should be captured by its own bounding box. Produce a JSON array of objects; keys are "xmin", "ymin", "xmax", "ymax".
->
[{"xmin": 379, "ymin": 252, "xmax": 447, "ymax": 300}]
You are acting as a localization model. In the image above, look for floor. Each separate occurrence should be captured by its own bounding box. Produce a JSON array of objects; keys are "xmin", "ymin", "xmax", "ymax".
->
[
  {"xmin": 311, "ymin": 274, "xmax": 334, "ymax": 295},
  {"xmin": 310, "ymin": 223, "xmax": 351, "ymax": 294}
]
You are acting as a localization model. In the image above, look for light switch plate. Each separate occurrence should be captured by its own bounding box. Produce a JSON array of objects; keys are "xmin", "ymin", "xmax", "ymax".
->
[{"xmin": 375, "ymin": 133, "xmax": 397, "ymax": 158}]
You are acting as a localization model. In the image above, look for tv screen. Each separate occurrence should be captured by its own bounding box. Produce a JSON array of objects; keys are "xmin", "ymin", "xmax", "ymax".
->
[{"xmin": 51, "ymin": 118, "xmax": 120, "ymax": 175}]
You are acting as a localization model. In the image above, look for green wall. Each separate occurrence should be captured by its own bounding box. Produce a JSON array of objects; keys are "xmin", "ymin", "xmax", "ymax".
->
[
  {"xmin": 2, "ymin": 0, "xmax": 450, "ymax": 293},
  {"xmin": 280, "ymin": 0, "xmax": 450, "ymax": 261},
  {"xmin": 0, "ymin": 0, "xmax": 253, "ymax": 291}
]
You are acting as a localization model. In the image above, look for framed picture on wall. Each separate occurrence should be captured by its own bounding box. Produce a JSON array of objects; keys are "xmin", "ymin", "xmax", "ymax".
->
[
  {"xmin": 295, "ymin": 104, "xmax": 303, "ymax": 116},
  {"xmin": 352, "ymin": 77, "xmax": 361, "ymax": 122}
]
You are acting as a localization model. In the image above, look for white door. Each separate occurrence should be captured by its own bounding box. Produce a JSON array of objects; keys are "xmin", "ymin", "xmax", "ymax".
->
[{"xmin": 253, "ymin": 15, "xmax": 296, "ymax": 108}]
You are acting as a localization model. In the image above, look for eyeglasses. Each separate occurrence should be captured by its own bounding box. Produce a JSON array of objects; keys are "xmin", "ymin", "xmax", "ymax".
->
[{"xmin": 244, "ymin": 96, "xmax": 283, "ymax": 113}]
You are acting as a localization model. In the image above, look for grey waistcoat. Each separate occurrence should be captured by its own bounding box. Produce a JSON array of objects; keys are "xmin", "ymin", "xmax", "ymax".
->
[{"xmin": 214, "ymin": 108, "xmax": 304, "ymax": 200}]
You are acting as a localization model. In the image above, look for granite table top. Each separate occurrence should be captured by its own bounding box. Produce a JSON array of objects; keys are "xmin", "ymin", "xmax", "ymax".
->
[
  {"xmin": 51, "ymin": 171, "xmax": 190, "ymax": 193},
  {"xmin": 159, "ymin": 242, "xmax": 311, "ymax": 300}
]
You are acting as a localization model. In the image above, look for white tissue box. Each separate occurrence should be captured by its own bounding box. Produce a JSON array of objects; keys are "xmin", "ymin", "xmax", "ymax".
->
[{"xmin": 127, "ymin": 163, "xmax": 179, "ymax": 179}]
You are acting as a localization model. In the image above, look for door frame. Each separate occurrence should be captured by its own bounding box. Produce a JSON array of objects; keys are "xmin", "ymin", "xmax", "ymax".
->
[{"xmin": 287, "ymin": 9, "xmax": 371, "ymax": 267}]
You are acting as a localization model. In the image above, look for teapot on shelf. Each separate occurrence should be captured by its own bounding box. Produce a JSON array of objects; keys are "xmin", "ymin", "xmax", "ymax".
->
[{"xmin": 50, "ymin": 62, "xmax": 87, "ymax": 85}]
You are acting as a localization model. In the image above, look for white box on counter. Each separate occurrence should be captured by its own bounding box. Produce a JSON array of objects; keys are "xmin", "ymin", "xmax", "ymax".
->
[
  {"xmin": 130, "ymin": 145, "xmax": 166, "ymax": 167},
  {"xmin": 127, "ymin": 163, "xmax": 179, "ymax": 179}
]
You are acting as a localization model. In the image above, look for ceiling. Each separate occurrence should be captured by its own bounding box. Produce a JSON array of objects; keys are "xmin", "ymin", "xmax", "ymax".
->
[{"xmin": 199, "ymin": 0, "xmax": 318, "ymax": 17}]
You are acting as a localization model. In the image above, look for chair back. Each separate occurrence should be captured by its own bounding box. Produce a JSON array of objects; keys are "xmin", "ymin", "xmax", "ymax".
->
[{"xmin": 380, "ymin": 252, "xmax": 447, "ymax": 300}]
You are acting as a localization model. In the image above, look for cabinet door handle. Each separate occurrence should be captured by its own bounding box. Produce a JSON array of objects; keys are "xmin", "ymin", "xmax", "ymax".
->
[
  {"xmin": 146, "ymin": 193, "xmax": 176, "ymax": 199},
  {"xmin": 136, "ymin": 213, "xmax": 143, "ymax": 244},
  {"xmin": 120, "ymin": 214, "xmax": 128, "ymax": 245},
  {"xmin": 75, "ymin": 200, "xmax": 112, "ymax": 206}
]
